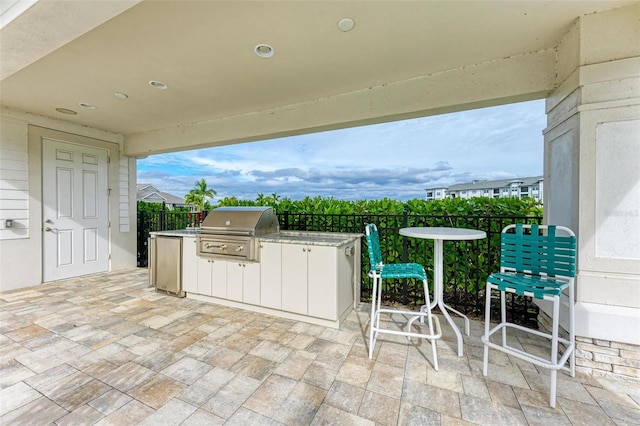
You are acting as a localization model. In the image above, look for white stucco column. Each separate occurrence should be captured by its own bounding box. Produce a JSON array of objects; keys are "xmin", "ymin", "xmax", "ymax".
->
[{"xmin": 544, "ymin": 3, "xmax": 640, "ymax": 347}]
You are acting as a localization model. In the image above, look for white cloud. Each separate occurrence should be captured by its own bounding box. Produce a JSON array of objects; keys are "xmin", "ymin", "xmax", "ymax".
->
[{"xmin": 137, "ymin": 100, "xmax": 545, "ymax": 201}]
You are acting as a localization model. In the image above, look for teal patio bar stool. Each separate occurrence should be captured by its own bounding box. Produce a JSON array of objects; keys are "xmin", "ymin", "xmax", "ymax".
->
[
  {"xmin": 482, "ymin": 224, "xmax": 576, "ymax": 408},
  {"xmin": 365, "ymin": 223, "xmax": 441, "ymax": 370}
]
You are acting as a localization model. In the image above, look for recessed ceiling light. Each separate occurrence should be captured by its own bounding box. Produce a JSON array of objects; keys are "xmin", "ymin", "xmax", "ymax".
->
[
  {"xmin": 79, "ymin": 102, "xmax": 96, "ymax": 109},
  {"xmin": 149, "ymin": 80, "xmax": 168, "ymax": 90},
  {"xmin": 337, "ymin": 18, "xmax": 355, "ymax": 32},
  {"xmin": 255, "ymin": 44, "xmax": 274, "ymax": 58},
  {"xmin": 55, "ymin": 108, "xmax": 77, "ymax": 115},
  {"xmin": 114, "ymin": 92, "xmax": 129, "ymax": 99}
]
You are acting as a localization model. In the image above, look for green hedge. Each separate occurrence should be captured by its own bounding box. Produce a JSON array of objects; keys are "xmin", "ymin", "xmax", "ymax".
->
[{"xmin": 215, "ymin": 194, "xmax": 543, "ymax": 217}]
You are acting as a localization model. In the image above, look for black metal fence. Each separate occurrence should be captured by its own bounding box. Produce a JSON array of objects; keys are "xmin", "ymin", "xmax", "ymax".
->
[
  {"xmin": 138, "ymin": 209, "xmax": 543, "ymax": 324},
  {"xmin": 137, "ymin": 209, "xmax": 206, "ymax": 267}
]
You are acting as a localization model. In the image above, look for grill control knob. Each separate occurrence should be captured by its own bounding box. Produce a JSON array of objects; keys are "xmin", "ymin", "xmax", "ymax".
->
[{"xmin": 235, "ymin": 246, "xmax": 244, "ymax": 252}]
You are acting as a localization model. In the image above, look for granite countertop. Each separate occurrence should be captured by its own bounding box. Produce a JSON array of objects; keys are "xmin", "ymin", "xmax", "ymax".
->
[
  {"xmin": 150, "ymin": 229, "xmax": 362, "ymax": 247},
  {"xmin": 259, "ymin": 231, "xmax": 362, "ymax": 246},
  {"xmin": 150, "ymin": 229, "xmax": 201, "ymax": 237}
]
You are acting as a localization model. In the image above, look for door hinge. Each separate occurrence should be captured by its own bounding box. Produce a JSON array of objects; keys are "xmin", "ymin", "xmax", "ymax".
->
[{"xmin": 107, "ymin": 188, "xmax": 111, "ymax": 196}]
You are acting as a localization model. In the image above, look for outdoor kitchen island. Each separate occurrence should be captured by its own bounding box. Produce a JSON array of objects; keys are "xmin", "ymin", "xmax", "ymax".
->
[{"xmin": 153, "ymin": 229, "xmax": 362, "ymax": 329}]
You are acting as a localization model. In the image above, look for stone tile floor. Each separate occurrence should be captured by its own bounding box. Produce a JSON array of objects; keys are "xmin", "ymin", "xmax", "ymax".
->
[{"xmin": 1, "ymin": 268, "xmax": 640, "ymax": 425}]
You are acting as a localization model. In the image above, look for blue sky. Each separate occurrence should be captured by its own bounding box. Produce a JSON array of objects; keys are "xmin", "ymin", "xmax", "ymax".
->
[{"xmin": 137, "ymin": 99, "xmax": 545, "ymax": 202}]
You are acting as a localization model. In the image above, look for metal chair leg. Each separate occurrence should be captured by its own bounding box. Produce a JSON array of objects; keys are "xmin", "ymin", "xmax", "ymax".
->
[
  {"xmin": 422, "ymin": 278, "xmax": 439, "ymax": 371},
  {"xmin": 368, "ymin": 276, "xmax": 379, "ymax": 359},
  {"xmin": 482, "ymin": 283, "xmax": 492, "ymax": 376}
]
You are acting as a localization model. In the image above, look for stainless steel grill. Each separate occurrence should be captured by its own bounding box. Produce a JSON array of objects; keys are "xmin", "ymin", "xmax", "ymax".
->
[{"xmin": 196, "ymin": 206, "xmax": 279, "ymax": 261}]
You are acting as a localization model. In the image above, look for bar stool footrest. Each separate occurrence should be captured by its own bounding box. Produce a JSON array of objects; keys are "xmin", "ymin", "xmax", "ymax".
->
[
  {"xmin": 482, "ymin": 322, "xmax": 574, "ymax": 371},
  {"xmin": 372, "ymin": 308, "xmax": 442, "ymax": 341}
]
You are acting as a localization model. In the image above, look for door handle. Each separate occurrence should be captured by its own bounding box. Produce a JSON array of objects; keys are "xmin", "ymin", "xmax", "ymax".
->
[{"xmin": 44, "ymin": 227, "xmax": 58, "ymax": 233}]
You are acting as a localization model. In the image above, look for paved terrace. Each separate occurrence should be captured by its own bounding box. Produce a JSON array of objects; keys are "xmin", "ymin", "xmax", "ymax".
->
[{"xmin": 1, "ymin": 269, "xmax": 639, "ymax": 425}]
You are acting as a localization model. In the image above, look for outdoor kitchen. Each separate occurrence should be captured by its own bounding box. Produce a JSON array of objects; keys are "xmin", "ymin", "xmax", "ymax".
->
[{"xmin": 149, "ymin": 206, "xmax": 362, "ymax": 328}]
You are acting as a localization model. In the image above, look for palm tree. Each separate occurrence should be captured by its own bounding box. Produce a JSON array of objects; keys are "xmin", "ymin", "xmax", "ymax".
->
[
  {"xmin": 185, "ymin": 178, "xmax": 216, "ymax": 222},
  {"xmin": 184, "ymin": 191, "xmax": 203, "ymax": 212}
]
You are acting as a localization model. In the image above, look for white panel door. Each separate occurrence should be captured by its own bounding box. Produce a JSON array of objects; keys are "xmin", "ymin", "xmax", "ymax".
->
[{"xmin": 42, "ymin": 139, "xmax": 109, "ymax": 281}]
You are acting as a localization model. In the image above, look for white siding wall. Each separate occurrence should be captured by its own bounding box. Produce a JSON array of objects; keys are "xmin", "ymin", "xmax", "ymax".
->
[
  {"xmin": 0, "ymin": 118, "xmax": 29, "ymax": 240},
  {"xmin": 119, "ymin": 155, "xmax": 130, "ymax": 233},
  {"xmin": 0, "ymin": 109, "xmax": 136, "ymax": 291}
]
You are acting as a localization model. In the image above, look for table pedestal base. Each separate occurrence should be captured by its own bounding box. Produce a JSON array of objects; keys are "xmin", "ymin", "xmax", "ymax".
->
[{"xmin": 421, "ymin": 302, "xmax": 469, "ymax": 357}]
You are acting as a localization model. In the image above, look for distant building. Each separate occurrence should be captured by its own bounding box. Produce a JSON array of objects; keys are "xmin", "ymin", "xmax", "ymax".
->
[
  {"xmin": 424, "ymin": 187, "xmax": 449, "ymax": 201},
  {"xmin": 137, "ymin": 184, "xmax": 186, "ymax": 209},
  {"xmin": 425, "ymin": 176, "xmax": 543, "ymax": 201}
]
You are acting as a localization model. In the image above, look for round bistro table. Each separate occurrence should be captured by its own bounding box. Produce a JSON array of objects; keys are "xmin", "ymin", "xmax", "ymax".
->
[{"xmin": 399, "ymin": 227, "xmax": 487, "ymax": 356}]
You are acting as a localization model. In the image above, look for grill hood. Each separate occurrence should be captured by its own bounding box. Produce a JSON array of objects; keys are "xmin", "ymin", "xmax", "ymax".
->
[{"xmin": 200, "ymin": 206, "xmax": 279, "ymax": 236}]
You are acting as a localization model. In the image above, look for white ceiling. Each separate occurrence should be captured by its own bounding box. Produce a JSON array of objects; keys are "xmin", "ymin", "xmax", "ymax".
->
[{"xmin": 0, "ymin": 1, "xmax": 634, "ymax": 138}]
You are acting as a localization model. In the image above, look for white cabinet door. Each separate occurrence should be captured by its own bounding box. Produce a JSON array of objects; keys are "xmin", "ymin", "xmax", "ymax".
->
[
  {"xmin": 260, "ymin": 242, "xmax": 282, "ymax": 309},
  {"xmin": 196, "ymin": 256, "xmax": 212, "ymax": 296},
  {"xmin": 243, "ymin": 262, "xmax": 261, "ymax": 305},
  {"xmin": 211, "ymin": 260, "xmax": 227, "ymax": 298},
  {"xmin": 227, "ymin": 262, "xmax": 244, "ymax": 302},
  {"xmin": 226, "ymin": 261, "xmax": 261, "ymax": 304},
  {"xmin": 182, "ymin": 237, "xmax": 198, "ymax": 294},
  {"xmin": 197, "ymin": 257, "xmax": 227, "ymax": 297},
  {"xmin": 307, "ymin": 245, "xmax": 338, "ymax": 320},
  {"xmin": 281, "ymin": 244, "xmax": 308, "ymax": 315}
]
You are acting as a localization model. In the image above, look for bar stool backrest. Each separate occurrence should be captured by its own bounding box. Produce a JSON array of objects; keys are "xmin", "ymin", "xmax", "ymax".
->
[
  {"xmin": 364, "ymin": 223, "xmax": 384, "ymax": 273},
  {"xmin": 500, "ymin": 224, "xmax": 576, "ymax": 293}
]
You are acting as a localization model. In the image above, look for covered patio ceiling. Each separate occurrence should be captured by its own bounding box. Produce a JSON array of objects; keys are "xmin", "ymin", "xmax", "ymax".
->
[{"xmin": 0, "ymin": 1, "xmax": 635, "ymax": 156}]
